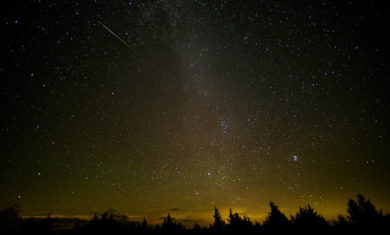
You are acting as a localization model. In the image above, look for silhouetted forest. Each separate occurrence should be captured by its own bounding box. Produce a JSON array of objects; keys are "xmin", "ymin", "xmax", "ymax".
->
[{"xmin": 1, "ymin": 195, "xmax": 389, "ymax": 234}]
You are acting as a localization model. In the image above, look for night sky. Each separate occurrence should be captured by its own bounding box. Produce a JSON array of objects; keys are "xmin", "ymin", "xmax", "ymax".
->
[{"xmin": 1, "ymin": 0, "xmax": 390, "ymax": 226}]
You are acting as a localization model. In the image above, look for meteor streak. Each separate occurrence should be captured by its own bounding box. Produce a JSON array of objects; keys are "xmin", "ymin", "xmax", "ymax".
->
[{"xmin": 98, "ymin": 21, "xmax": 132, "ymax": 49}]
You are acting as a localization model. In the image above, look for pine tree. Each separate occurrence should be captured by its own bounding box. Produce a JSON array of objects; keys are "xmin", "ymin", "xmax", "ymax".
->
[
  {"xmin": 212, "ymin": 207, "xmax": 225, "ymax": 231},
  {"xmin": 262, "ymin": 201, "xmax": 290, "ymax": 232}
]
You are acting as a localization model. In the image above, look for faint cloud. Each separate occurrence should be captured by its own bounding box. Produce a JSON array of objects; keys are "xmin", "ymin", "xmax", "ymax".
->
[{"xmin": 168, "ymin": 208, "xmax": 181, "ymax": 212}]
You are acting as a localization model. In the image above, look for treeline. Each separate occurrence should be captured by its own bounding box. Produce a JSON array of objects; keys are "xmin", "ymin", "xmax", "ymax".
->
[{"xmin": 1, "ymin": 194, "xmax": 389, "ymax": 234}]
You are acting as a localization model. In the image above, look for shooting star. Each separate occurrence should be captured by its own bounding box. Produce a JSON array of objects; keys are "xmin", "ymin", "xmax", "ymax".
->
[{"xmin": 98, "ymin": 21, "xmax": 132, "ymax": 49}]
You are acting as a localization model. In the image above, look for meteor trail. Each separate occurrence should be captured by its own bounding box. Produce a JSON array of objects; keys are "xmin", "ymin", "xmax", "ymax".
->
[{"xmin": 98, "ymin": 21, "xmax": 132, "ymax": 49}]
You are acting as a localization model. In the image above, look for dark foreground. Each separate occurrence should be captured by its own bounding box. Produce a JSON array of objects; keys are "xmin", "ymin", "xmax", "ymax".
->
[{"xmin": 1, "ymin": 195, "xmax": 389, "ymax": 234}]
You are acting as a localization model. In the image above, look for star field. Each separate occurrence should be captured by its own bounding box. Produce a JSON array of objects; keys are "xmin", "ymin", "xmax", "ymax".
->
[{"xmin": 1, "ymin": 0, "xmax": 390, "ymax": 226}]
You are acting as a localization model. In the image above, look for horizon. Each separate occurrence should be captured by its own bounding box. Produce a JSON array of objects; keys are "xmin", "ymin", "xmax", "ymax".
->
[{"xmin": 15, "ymin": 193, "xmax": 390, "ymax": 228}]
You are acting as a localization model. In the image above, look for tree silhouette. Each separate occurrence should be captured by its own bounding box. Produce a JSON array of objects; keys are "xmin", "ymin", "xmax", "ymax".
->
[
  {"xmin": 291, "ymin": 204, "xmax": 329, "ymax": 234},
  {"xmin": 212, "ymin": 207, "xmax": 225, "ymax": 232},
  {"xmin": 262, "ymin": 201, "xmax": 290, "ymax": 233},
  {"xmin": 333, "ymin": 214, "xmax": 352, "ymax": 234},
  {"xmin": 0, "ymin": 194, "xmax": 389, "ymax": 234},
  {"xmin": 348, "ymin": 194, "xmax": 380, "ymax": 224},
  {"xmin": 83, "ymin": 210, "xmax": 121, "ymax": 235},
  {"xmin": 142, "ymin": 217, "xmax": 148, "ymax": 229},
  {"xmin": 192, "ymin": 223, "xmax": 203, "ymax": 233},
  {"xmin": 345, "ymin": 194, "xmax": 389, "ymax": 232},
  {"xmin": 227, "ymin": 209, "xmax": 240, "ymax": 230},
  {"xmin": 226, "ymin": 209, "xmax": 253, "ymax": 233},
  {"xmin": 0, "ymin": 205, "xmax": 21, "ymax": 234},
  {"xmin": 162, "ymin": 213, "xmax": 173, "ymax": 227},
  {"xmin": 161, "ymin": 213, "xmax": 183, "ymax": 233}
]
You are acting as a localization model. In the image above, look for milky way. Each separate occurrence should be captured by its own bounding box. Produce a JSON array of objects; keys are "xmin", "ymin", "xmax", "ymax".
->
[{"xmin": 1, "ymin": 0, "xmax": 389, "ymax": 226}]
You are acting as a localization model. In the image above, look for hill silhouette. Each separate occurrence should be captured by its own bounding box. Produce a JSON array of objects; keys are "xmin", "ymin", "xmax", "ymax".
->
[{"xmin": 1, "ymin": 194, "xmax": 389, "ymax": 234}]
